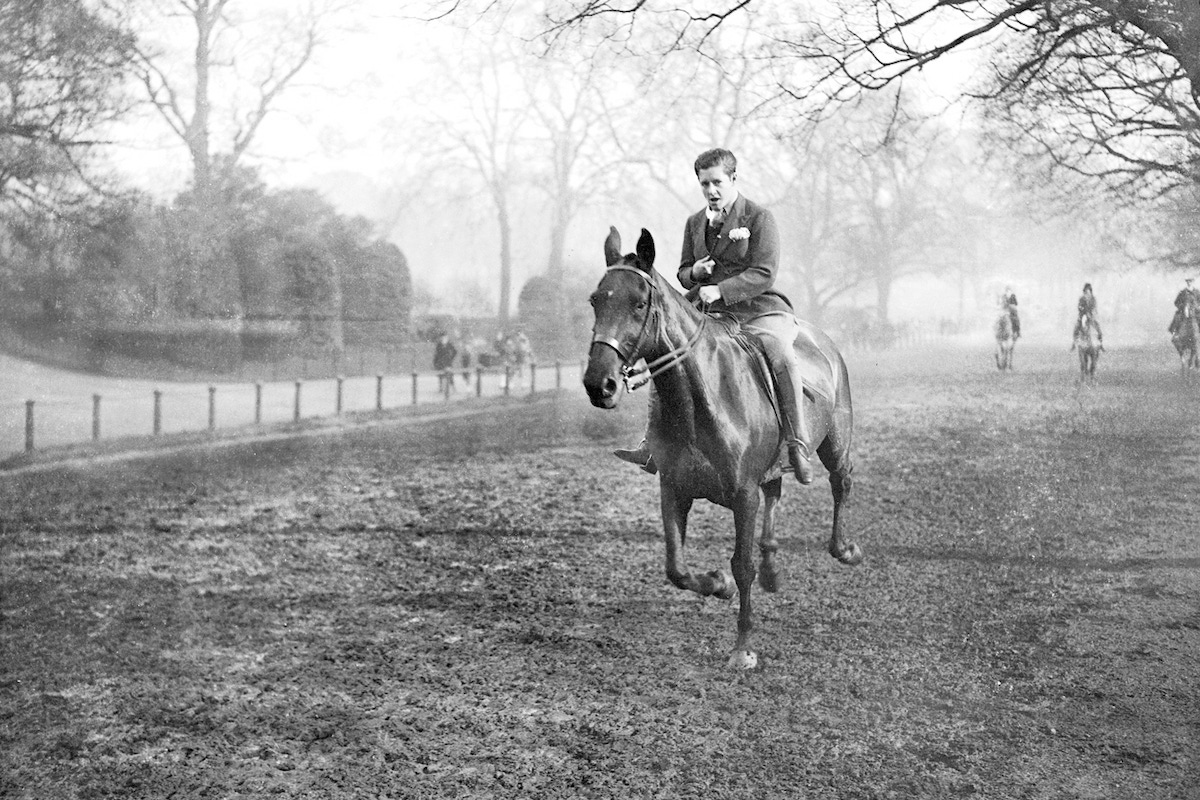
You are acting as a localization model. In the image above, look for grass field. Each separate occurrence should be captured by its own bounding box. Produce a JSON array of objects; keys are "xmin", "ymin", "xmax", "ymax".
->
[{"xmin": 1, "ymin": 343, "xmax": 1198, "ymax": 799}]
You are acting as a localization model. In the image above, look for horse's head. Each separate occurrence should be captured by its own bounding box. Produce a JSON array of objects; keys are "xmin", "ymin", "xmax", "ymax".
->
[{"xmin": 583, "ymin": 226, "xmax": 658, "ymax": 409}]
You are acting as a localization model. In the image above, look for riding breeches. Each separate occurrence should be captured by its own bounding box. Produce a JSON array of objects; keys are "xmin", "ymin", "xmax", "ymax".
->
[{"xmin": 743, "ymin": 313, "xmax": 808, "ymax": 446}]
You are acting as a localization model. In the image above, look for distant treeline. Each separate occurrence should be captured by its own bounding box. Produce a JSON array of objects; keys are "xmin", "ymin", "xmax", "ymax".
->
[{"xmin": 1, "ymin": 165, "xmax": 411, "ymax": 371}]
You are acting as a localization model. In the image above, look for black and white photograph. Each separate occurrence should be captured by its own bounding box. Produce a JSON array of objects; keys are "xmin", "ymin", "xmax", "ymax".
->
[{"xmin": 2, "ymin": 0, "xmax": 1197, "ymax": 797}]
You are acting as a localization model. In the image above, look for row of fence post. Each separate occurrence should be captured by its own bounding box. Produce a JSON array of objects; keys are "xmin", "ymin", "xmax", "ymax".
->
[{"xmin": 20, "ymin": 361, "xmax": 582, "ymax": 454}]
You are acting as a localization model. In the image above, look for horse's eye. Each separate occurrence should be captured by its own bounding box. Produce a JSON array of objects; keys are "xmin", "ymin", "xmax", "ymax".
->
[{"xmin": 636, "ymin": 300, "xmax": 647, "ymax": 310}]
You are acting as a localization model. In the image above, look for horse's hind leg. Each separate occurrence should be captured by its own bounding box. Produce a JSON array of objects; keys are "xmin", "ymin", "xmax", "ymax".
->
[
  {"xmin": 818, "ymin": 443, "xmax": 864, "ymax": 566},
  {"xmin": 758, "ymin": 478, "xmax": 783, "ymax": 593}
]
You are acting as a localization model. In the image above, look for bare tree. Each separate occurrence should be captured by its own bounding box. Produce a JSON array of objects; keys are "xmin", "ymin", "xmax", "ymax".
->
[
  {"xmin": 523, "ymin": 51, "xmax": 634, "ymax": 277},
  {"xmin": 530, "ymin": 0, "xmax": 1200, "ymax": 202},
  {"xmin": 131, "ymin": 0, "xmax": 333, "ymax": 195},
  {"xmin": 419, "ymin": 32, "xmax": 531, "ymax": 322},
  {"xmin": 0, "ymin": 0, "xmax": 135, "ymax": 210},
  {"xmin": 772, "ymin": 132, "xmax": 869, "ymax": 323},
  {"xmin": 831, "ymin": 97, "xmax": 964, "ymax": 324}
]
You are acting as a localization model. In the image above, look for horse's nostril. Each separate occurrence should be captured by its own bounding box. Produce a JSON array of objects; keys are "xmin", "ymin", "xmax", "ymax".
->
[{"xmin": 603, "ymin": 377, "xmax": 618, "ymax": 396}]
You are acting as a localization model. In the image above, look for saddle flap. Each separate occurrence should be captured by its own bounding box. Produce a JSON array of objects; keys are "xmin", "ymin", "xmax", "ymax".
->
[{"xmin": 737, "ymin": 329, "xmax": 833, "ymax": 411}]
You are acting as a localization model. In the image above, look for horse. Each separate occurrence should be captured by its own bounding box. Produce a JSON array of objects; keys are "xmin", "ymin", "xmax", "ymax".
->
[
  {"xmin": 582, "ymin": 227, "xmax": 862, "ymax": 670},
  {"xmin": 994, "ymin": 311, "xmax": 1015, "ymax": 371},
  {"xmin": 1172, "ymin": 305, "xmax": 1200, "ymax": 376},
  {"xmin": 1074, "ymin": 313, "xmax": 1101, "ymax": 382}
]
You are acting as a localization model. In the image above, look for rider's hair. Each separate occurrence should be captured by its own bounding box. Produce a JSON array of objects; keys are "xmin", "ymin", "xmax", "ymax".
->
[
  {"xmin": 1082, "ymin": 282, "xmax": 1093, "ymax": 293},
  {"xmin": 694, "ymin": 148, "xmax": 737, "ymax": 178}
]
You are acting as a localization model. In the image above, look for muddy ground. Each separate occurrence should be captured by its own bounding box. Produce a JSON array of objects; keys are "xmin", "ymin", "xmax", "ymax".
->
[{"xmin": 1, "ymin": 344, "xmax": 1197, "ymax": 799}]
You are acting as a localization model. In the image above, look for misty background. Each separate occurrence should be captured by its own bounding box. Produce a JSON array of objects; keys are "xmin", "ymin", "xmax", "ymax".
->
[{"xmin": 4, "ymin": 0, "xmax": 1199, "ymax": 384}]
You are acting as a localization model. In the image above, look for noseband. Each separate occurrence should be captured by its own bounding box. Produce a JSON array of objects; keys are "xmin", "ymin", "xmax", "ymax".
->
[{"xmin": 591, "ymin": 264, "xmax": 707, "ymax": 392}]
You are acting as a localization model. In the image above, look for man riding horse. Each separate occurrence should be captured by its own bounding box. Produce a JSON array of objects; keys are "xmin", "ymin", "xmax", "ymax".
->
[
  {"xmin": 614, "ymin": 148, "xmax": 814, "ymax": 484},
  {"xmin": 1001, "ymin": 286, "xmax": 1020, "ymax": 340},
  {"xmin": 1071, "ymin": 283, "xmax": 1104, "ymax": 350},
  {"xmin": 1168, "ymin": 277, "xmax": 1200, "ymax": 336}
]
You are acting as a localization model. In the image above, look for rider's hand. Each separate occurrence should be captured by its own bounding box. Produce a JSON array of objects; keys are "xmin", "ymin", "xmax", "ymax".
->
[
  {"xmin": 692, "ymin": 257, "xmax": 715, "ymax": 281},
  {"xmin": 698, "ymin": 284, "xmax": 722, "ymax": 304}
]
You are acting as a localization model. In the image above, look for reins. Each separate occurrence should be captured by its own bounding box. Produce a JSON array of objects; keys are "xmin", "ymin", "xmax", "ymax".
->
[
  {"xmin": 593, "ymin": 264, "xmax": 708, "ymax": 393},
  {"xmin": 623, "ymin": 310, "xmax": 709, "ymax": 392}
]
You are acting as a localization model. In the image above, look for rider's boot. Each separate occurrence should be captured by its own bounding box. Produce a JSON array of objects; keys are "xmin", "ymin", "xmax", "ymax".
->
[
  {"xmin": 613, "ymin": 437, "xmax": 657, "ymax": 474},
  {"xmin": 614, "ymin": 388, "xmax": 659, "ymax": 474},
  {"xmin": 764, "ymin": 345, "xmax": 814, "ymax": 485}
]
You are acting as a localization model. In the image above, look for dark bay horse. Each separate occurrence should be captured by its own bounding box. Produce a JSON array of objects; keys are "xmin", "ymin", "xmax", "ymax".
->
[
  {"xmin": 1075, "ymin": 313, "xmax": 1101, "ymax": 382},
  {"xmin": 994, "ymin": 312, "xmax": 1015, "ymax": 371},
  {"xmin": 583, "ymin": 227, "xmax": 862, "ymax": 669}
]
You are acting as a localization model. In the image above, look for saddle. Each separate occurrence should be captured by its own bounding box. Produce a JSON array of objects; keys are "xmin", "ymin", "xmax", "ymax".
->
[{"xmin": 714, "ymin": 312, "xmax": 835, "ymax": 409}]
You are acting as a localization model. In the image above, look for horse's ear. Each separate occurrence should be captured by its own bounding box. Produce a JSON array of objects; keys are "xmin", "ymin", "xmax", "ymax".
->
[
  {"xmin": 604, "ymin": 226, "xmax": 622, "ymax": 267},
  {"xmin": 635, "ymin": 228, "xmax": 655, "ymax": 271}
]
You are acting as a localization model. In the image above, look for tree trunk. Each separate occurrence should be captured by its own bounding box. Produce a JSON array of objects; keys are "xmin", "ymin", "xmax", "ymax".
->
[
  {"xmin": 190, "ymin": 1, "xmax": 213, "ymax": 195},
  {"xmin": 328, "ymin": 254, "xmax": 345, "ymax": 354},
  {"xmin": 498, "ymin": 201, "xmax": 513, "ymax": 323},
  {"xmin": 875, "ymin": 268, "xmax": 893, "ymax": 324},
  {"xmin": 547, "ymin": 197, "xmax": 569, "ymax": 278}
]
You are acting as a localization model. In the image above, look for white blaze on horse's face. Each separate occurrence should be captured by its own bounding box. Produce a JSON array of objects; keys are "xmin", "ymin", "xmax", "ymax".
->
[{"xmin": 697, "ymin": 166, "xmax": 737, "ymax": 213}]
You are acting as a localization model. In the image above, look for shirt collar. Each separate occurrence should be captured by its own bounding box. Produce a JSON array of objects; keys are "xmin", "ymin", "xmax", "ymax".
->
[{"xmin": 705, "ymin": 191, "xmax": 739, "ymax": 223}]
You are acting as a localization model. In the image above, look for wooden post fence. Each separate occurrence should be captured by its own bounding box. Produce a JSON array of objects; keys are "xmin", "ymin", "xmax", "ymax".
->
[
  {"xmin": 92, "ymin": 394, "xmax": 101, "ymax": 440},
  {"xmin": 294, "ymin": 381, "xmax": 302, "ymax": 422},
  {"xmin": 24, "ymin": 400, "xmax": 34, "ymax": 452},
  {"xmin": 207, "ymin": 386, "xmax": 216, "ymax": 431},
  {"xmin": 255, "ymin": 383, "xmax": 263, "ymax": 424},
  {"xmin": 376, "ymin": 375, "xmax": 384, "ymax": 411},
  {"xmin": 153, "ymin": 390, "xmax": 162, "ymax": 435},
  {"xmin": 336, "ymin": 377, "xmax": 344, "ymax": 415}
]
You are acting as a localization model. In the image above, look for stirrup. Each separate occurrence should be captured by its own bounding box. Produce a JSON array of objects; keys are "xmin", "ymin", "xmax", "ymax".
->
[{"xmin": 787, "ymin": 439, "xmax": 814, "ymax": 485}]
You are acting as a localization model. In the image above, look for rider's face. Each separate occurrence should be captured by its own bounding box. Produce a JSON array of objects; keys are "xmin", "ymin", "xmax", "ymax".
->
[{"xmin": 697, "ymin": 166, "xmax": 737, "ymax": 212}]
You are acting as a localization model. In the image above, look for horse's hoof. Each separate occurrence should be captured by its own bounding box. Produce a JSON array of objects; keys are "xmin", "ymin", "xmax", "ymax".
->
[
  {"xmin": 759, "ymin": 567, "xmax": 781, "ymax": 593},
  {"xmin": 709, "ymin": 569, "xmax": 736, "ymax": 600},
  {"xmin": 727, "ymin": 650, "xmax": 758, "ymax": 670},
  {"xmin": 836, "ymin": 543, "xmax": 864, "ymax": 566}
]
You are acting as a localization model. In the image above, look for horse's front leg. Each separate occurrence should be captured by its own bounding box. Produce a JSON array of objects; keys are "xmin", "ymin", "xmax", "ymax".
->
[
  {"xmin": 728, "ymin": 487, "xmax": 761, "ymax": 670},
  {"xmin": 660, "ymin": 481, "xmax": 734, "ymax": 600}
]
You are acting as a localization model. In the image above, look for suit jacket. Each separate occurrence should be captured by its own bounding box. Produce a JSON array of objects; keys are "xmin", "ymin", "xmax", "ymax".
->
[{"xmin": 676, "ymin": 193, "xmax": 793, "ymax": 322}]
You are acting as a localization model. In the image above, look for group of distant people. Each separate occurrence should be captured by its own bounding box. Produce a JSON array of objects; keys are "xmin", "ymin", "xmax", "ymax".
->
[
  {"xmin": 997, "ymin": 283, "xmax": 1102, "ymax": 348},
  {"xmin": 995, "ymin": 276, "xmax": 1200, "ymax": 349},
  {"xmin": 433, "ymin": 329, "xmax": 534, "ymax": 393}
]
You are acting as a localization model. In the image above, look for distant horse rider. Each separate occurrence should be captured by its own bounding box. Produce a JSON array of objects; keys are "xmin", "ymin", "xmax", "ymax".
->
[
  {"xmin": 613, "ymin": 147, "xmax": 815, "ymax": 484},
  {"xmin": 514, "ymin": 329, "xmax": 533, "ymax": 378},
  {"xmin": 460, "ymin": 344, "xmax": 473, "ymax": 384},
  {"xmin": 1071, "ymin": 283, "xmax": 1103, "ymax": 350},
  {"xmin": 1168, "ymin": 277, "xmax": 1200, "ymax": 336},
  {"xmin": 1001, "ymin": 286, "xmax": 1020, "ymax": 340},
  {"xmin": 434, "ymin": 333, "xmax": 458, "ymax": 392}
]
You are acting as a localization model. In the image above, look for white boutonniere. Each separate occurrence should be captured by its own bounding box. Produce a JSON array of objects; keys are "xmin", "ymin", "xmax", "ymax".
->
[{"xmin": 728, "ymin": 227, "xmax": 751, "ymax": 241}]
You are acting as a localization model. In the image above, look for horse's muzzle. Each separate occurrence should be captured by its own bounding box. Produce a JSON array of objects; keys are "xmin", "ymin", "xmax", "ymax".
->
[{"xmin": 583, "ymin": 343, "xmax": 623, "ymax": 408}]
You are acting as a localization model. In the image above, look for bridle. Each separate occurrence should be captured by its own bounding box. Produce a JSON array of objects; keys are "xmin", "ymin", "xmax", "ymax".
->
[{"xmin": 591, "ymin": 264, "xmax": 708, "ymax": 392}]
